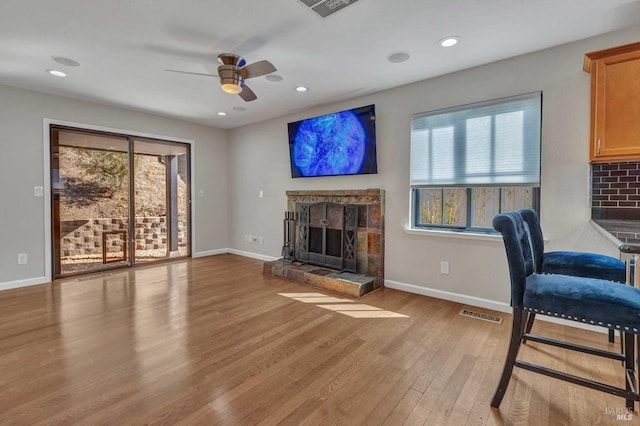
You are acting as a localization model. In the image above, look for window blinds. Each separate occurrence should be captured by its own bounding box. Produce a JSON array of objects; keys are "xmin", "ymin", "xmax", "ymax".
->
[{"xmin": 410, "ymin": 92, "xmax": 541, "ymax": 187}]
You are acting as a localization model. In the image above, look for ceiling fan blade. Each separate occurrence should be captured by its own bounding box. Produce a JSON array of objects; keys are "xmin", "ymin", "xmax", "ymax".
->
[
  {"xmin": 239, "ymin": 85, "xmax": 257, "ymax": 102},
  {"xmin": 164, "ymin": 69, "xmax": 218, "ymax": 78},
  {"xmin": 237, "ymin": 60, "xmax": 276, "ymax": 79}
]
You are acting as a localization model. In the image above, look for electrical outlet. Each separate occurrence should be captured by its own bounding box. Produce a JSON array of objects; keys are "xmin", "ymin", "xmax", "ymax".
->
[
  {"xmin": 198, "ymin": 189, "xmax": 204, "ymax": 198},
  {"xmin": 258, "ymin": 236, "xmax": 264, "ymax": 244},
  {"xmin": 245, "ymin": 234, "xmax": 250, "ymax": 242},
  {"xmin": 34, "ymin": 186, "xmax": 44, "ymax": 197},
  {"xmin": 17, "ymin": 253, "xmax": 28, "ymax": 265},
  {"xmin": 440, "ymin": 261, "xmax": 449, "ymax": 275}
]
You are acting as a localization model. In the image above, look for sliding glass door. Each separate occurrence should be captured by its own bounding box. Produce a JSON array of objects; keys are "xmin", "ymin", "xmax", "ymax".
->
[
  {"xmin": 51, "ymin": 127, "xmax": 190, "ymax": 278},
  {"xmin": 132, "ymin": 139, "xmax": 190, "ymax": 264}
]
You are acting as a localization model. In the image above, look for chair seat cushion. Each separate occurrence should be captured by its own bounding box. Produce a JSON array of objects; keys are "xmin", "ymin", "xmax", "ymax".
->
[
  {"xmin": 543, "ymin": 251, "xmax": 626, "ymax": 282},
  {"xmin": 524, "ymin": 273, "xmax": 640, "ymax": 333}
]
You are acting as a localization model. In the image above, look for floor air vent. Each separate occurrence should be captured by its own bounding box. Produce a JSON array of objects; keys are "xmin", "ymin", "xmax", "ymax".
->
[
  {"xmin": 298, "ymin": 0, "xmax": 359, "ymax": 18},
  {"xmin": 459, "ymin": 309, "xmax": 504, "ymax": 324}
]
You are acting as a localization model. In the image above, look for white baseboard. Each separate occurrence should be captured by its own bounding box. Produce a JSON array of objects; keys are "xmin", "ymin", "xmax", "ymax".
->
[
  {"xmin": 192, "ymin": 248, "xmax": 229, "ymax": 258},
  {"xmin": 384, "ymin": 279, "xmax": 606, "ymax": 334},
  {"xmin": 193, "ymin": 248, "xmax": 278, "ymax": 262},
  {"xmin": 227, "ymin": 249, "xmax": 278, "ymax": 262},
  {"xmin": 384, "ymin": 279, "xmax": 512, "ymax": 313},
  {"xmin": 0, "ymin": 276, "xmax": 49, "ymax": 291}
]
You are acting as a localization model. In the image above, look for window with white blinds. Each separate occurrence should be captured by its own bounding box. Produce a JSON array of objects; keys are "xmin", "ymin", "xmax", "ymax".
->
[
  {"xmin": 410, "ymin": 92, "xmax": 542, "ymax": 231},
  {"xmin": 410, "ymin": 92, "xmax": 542, "ymax": 187}
]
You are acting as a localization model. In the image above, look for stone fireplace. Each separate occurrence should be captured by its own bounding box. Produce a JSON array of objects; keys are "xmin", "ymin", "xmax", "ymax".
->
[{"xmin": 263, "ymin": 189, "xmax": 385, "ymax": 297}]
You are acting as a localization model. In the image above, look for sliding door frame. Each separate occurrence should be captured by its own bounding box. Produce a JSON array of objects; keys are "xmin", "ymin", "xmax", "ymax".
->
[{"xmin": 43, "ymin": 119, "xmax": 195, "ymax": 282}]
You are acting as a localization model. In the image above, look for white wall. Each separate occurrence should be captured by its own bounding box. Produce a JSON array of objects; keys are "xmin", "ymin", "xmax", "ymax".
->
[
  {"xmin": 0, "ymin": 85, "xmax": 229, "ymax": 288},
  {"xmin": 228, "ymin": 26, "xmax": 640, "ymax": 309}
]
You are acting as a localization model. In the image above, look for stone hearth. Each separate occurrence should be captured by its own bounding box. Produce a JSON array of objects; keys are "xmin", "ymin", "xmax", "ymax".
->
[
  {"xmin": 263, "ymin": 189, "xmax": 385, "ymax": 298},
  {"xmin": 263, "ymin": 261, "xmax": 376, "ymax": 298}
]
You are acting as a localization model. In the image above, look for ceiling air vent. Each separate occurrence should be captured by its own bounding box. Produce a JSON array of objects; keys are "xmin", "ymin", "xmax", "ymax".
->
[{"xmin": 298, "ymin": 0, "xmax": 359, "ymax": 18}]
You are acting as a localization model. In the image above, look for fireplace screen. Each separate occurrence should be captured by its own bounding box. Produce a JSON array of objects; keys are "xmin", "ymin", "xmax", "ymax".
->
[{"xmin": 296, "ymin": 202, "xmax": 357, "ymax": 272}]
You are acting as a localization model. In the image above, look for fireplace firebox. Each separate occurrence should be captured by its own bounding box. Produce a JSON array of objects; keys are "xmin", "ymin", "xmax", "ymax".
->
[{"xmin": 295, "ymin": 202, "xmax": 358, "ymax": 272}]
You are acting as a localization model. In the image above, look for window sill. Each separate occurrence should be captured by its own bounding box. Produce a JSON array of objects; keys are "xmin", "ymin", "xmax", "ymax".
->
[{"xmin": 404, "ymin": 227, "xmax": 503, "ymax": 242}]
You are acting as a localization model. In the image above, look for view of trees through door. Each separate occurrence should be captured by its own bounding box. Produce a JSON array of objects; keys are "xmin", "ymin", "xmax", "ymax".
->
[{"xmin": 51, "ymin": 127, "xmax": 190, "ymax": 277}]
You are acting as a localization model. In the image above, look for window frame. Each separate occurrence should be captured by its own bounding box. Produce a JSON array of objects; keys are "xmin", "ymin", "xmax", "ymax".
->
[{"xmin": 412, "ymin": 186, "xmax": 540, "ymax": 233}]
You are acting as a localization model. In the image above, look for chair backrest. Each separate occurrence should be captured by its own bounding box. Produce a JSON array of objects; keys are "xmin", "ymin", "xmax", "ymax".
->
[
  {"xmin": 493, "ymin": 212, "xmax": 536, "ymax": 308},
  {"xmin": 519, "ymin": 208, "xmax": 544, "ymax": 273}
]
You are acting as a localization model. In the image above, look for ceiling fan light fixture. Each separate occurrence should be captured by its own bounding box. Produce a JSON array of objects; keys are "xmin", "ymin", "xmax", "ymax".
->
[
  {"xmin": 221, "ymin": 83, "xmax": 243, "ymax": 94},
  {"xmin": 218, "ymin": 64, "xmax": 245, "ymax": 95}
]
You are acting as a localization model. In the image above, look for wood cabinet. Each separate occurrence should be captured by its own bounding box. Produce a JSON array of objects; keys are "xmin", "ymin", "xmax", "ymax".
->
[{"xmin": 584, "ymin": 42, "xmax": 640, "ymax": 162}]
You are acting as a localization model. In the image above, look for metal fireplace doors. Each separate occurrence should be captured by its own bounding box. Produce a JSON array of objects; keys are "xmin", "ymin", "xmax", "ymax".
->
[{"xmin": 296, "ymin": 202, "xmax": 357, "ymax": 272}]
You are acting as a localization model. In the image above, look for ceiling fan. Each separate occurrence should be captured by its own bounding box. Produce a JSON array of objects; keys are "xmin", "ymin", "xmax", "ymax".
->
[{"xmin": 165, "ymin": 53, "xmax": 277, "ymax": 102}]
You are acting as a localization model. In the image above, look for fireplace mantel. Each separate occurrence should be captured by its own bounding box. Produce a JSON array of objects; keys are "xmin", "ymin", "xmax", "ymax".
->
[{"xmin": 286, "ymin": 189, "xmax": 384, "ymax": 212}]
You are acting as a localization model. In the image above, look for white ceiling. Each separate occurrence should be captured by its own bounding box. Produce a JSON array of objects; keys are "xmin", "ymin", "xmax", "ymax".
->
[{"xmin": 2, "ymin": 0, "xmax": 639, "ymax": 129}]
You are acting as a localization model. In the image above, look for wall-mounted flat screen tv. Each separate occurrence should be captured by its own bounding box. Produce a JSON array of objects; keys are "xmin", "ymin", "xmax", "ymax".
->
[{"xmin": 288, "ymin": 104, "xmax": 377, "ymax": 178}]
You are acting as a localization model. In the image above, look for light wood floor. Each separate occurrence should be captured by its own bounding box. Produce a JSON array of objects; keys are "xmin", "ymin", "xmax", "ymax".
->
[{"xmin": 0, "ymin": 254, "xmax": 633, "ymax": 425}]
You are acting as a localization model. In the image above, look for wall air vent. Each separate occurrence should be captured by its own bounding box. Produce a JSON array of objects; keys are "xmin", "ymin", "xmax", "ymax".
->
[{"xmin": 298, "ymin": 0, "xmax": 359, "ymax": 18}]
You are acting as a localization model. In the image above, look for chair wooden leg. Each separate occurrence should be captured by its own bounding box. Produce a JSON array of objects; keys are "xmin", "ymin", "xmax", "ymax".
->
[
  {"xmin": 623, "ymin": 331, "xmax": 636, "ymax": 410},
  {"xmin": 523, "ymin": 312, "xmax": 535, "ymax": 343},
  {"xmin": 621, "ymin": 331, "xmax": 625, "ymax": 366},
  {"xmin": 637, "ymin": 335, "xmax": 640, "ymax": 409},
  {"xmin": 491, "ymin": 308, "xmax": 525, "ymax": 408},
  {"xmin": 609, "ymin": 329, "xmax": 615, "ymax": 343}
]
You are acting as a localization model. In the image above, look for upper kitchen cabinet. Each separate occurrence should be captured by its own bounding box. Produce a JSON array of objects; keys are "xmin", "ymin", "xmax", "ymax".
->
[{"xmin": 584, "ymin": 42, "xmax": 640, "ymax": 163}]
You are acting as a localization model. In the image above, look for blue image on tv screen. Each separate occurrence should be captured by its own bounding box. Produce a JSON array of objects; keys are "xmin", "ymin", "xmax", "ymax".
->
[{"xmin": 288, "ymin": 105, "xmax": 377, "ymax": 178}]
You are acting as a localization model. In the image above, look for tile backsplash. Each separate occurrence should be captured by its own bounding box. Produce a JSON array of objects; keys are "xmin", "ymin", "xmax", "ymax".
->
[{"xmin": 591, "ymin": 161, "xmax": 640, "ymax": 220}]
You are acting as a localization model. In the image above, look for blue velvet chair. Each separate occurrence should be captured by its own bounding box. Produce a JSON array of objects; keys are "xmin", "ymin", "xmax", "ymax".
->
[
  {"xmin": 519, "ymin": 208, "xmax": 626, "ymax": 342},
  {"xmin": 491, "ymin": 211, "xmax": 640, "ymax": 410}
]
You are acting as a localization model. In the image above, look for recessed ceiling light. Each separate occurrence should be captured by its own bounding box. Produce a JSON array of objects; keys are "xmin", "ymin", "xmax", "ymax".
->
[
  {"xmin": 388, "ymin": 52, "xmax": 410, "ymax": 63},
  {"xmin": 217, "ymin": 111, "xmax": 227, "ymax": 116},
  {"xmin": 266, "ymin": 74, "xmax": 283, "ymax": 82},
  {"xmin": 53, "ymin": 56, "xmax": 80, "ymax": 67},
  {"xmin": 295, "ymin": 86, "xmax": 308, "ymax": 92},
  {"xmin": 47, "ymin": 69, "xmax": 67, "ymax": 77},
  {"xmin": 232, "ymin": 106, "xmax": 247, "ymax": 112},
  {"xmin": 439, "ymin": 36, "xmax": 461, "ymax": 48}
]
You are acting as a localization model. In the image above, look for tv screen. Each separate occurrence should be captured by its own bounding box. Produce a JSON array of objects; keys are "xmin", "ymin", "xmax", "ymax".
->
[{"xmin": 288, "ymin": 104, "xmax": 377, "ymax": 178}]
